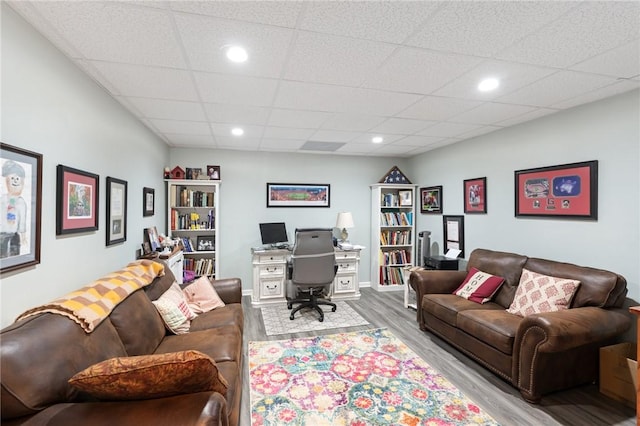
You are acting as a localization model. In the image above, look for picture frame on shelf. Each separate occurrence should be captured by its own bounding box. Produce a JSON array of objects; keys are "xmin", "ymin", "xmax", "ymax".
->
[
  {"xmin": 186, "ymin": 167, "xmax": 202, "ymax": 180},
  {"xmin": 0, "ymin": 143, "xmax": 43, "ymax": 273},
  {"xmin": 266, "ymin": 183, "xmax": 330, "ymax": 208},
  {"xmin": 106, "ymin": 177, "xmax": 127, "ymax": 246},
  {"xmin": 398, "ymin": 190, "xmax": 413, "ymax": 206},
  {"xmin": 143, "ymin": 187, "xmax": 154, "ymax": 217},
  {"xmin": 56, "ymin": 164, "xmax": 99, "ymax": 235},
  {"xmin": 141, "ymin": 242, "xmax": 152, "ymax": 255},
  {"xmin": 514, "ymin": 160, "xmax": 598, "ymax": 220},
  {"xmin": 443, "ymin": 215, "xmax": 464, "ymax": 258},
  {"xmin": 196, "ymin": 235, "xmax": 215, "ymax": 252},
  {"xmin": 207, "ymin": 165, "xmax": 221, "ymax": 180},
  {"xmin": 420, "ymin": 186, "xmax": 442, "ymax": 214},
  {"xmin": 463, "ymin": 177, "xmax": 487, "ymax": 214},
  {"xmin": 145, "ymin": 226, "xmax": 160, "ymax": 251}
]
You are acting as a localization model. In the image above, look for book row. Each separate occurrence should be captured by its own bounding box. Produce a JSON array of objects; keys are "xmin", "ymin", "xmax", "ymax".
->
[
  {"xmin": 171, "ymin": 209, "xmax": 215, "ymax": 231},
  {"xmin": 184, "ymin": 258, "xmax": 215, "ymax": 277},
  {"xmin": 380, "ymin": 230, "xmax": 412, "ymax": 246},
  {"xmin": 170, "ymin": 186, "xmax": 216, "ymax": 208},
  {"xmin": 378, "ymin": 265, "xmax": 407, "ymax": 286},
  {"xmin": 379, "ymin": 249, "xmax": 411, "ymax": 266},
  {"xmin": 379, "ymin": 211, "xmax": 413, "ymax": 226}
]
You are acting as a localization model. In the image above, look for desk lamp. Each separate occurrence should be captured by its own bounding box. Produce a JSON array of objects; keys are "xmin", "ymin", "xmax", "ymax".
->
[{"xmin": 335, "ymin": 212, "xmax": 354, "ymax": 242}]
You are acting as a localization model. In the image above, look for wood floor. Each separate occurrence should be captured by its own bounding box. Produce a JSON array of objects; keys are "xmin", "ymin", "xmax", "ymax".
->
[{"xmin": 240, "ymin": 288, "xmax": 636, "ymax": 426}]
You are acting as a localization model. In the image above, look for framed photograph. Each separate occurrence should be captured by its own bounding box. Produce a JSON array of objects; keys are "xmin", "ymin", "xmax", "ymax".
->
[
  {"xmin": 196, "ymin": 235, "xmax": 215, "ymax": 252},
  {"xmin": 141, "ymin": 242, "xmax": 152, "ymax": 255},
  {"xmin": 515, "ymin": 160, "xmax": 598, "ymax": 219},
  {"xmin": 186, "ymin": 167, "xmax": 203, "ymax": 180},
  {"xmin": 464, "ymin": 177, "xmax": 487, "ymax": 214},
  {"xmin": 420, "ymin": 186, "xmax": 442, "ymax": 214},
  {"xmin": 398, "ymin": 190, "xmax": 413, "ymax": 206},
  {"xmin": 106, "ymin": 177, "xmax": 127, "ymax": 246},
  {"xmin": 207, "ymin": 165, "xmax": 221, "ymax": 180},
  {"xmin": 266, "ymin": 183, "xmax": 330, "ymax": 208},
  {"xmin": 56, "ymin": 165, "xmax": 99, "ymax": 235},
  {"xmin": 145, "ymin": 226, "xmax": 160, "ymax": 251},
  {"xmin": 443, "ymin": 215, "xmax": 465, "ymax": 258},
  {"xmin": 0, "ymin": 143, "xmax": 42, "ymax": 273},
  {"xmin": 143, "ymin": 187, "xmax": 154, "ymax": 217}
]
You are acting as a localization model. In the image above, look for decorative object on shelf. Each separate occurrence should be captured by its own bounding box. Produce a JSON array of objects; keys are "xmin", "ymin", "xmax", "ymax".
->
[
  {"xmin": 145, "ymin": 226, "xmax": 161, "ymax": 252},
  {"xmin": 0, "ymin": 143, "xmax": 42, "ymax": 273},
  {"xmin": 207, "ymin": 165, "xmax": 220, "ymax": 180},
  {"xmin": 169, "ymin": 166, "xmax": 185, "ymax": 179},
  {"xmin": 464, "ymin": 177, "xmax": 487, "ymax": 214},
  {"xmin": 56, "ymin": 164, "xmax": 99, "ymax": 235},
  {"xmin": 163, "ymin": 167, "xmax": 171, "ymax": 179},
  {"xmin": 515, "ymin": 160, "xmax": 598, "ymax": 220},
  {"xmin": 398, "ymin": 190, "xmax": 413, "ymax": 206},
  {"xmin": 443, "ymin": 215, "xmax": 464, "ymax": 258},
  {"xmin": 186, "ymin": 167, "xmax": 202, "ymax": 180},
  {"xmin": 196, "ymin": 235, "xmax": 215, "ymax": 252},
  {"xmin": 335, "ymin": 211, "xmax": 354, "ymax": 242},
  {"xmin": 378, "ymin": 166, "xmax": 412, "ymax": 184},
  {"xmin": 420, "ymin": 185, "xmax": 442, "ymax": 214},
  {"xmin": 106, "ymin": 177, "xmax": 127, "ymax": 246},
  {"xmin": 143, "ymin": 187, "xmax": 155, "ymax": 217},
  {"xmin": 266, "ymin": 183, "xmax": 330, "ymax": 208}
]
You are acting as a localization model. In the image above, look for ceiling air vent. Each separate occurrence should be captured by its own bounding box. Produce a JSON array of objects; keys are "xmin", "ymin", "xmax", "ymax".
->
[{"xmin": 300, "ymin": 141, "xmax": 346, "ymax": 152}]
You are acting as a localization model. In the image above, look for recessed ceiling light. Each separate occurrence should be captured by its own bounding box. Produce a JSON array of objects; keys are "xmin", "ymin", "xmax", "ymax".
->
[
  {"xmin": 478, "ymin": 78, "xmax": 500, "ymax": 92},
  {"xmin": 372, "ymin": 136, "xmax": 384, "ymax": 144},
  {"xmin": 226, "ymin": 46, "xmax": 248, "ymax": 63},
  {"xmin": 231, "ymin": 127, "xmax": 244, "ymax": 136}
]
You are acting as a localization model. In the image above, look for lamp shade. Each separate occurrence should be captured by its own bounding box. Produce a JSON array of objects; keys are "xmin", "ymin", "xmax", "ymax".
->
[{"xmin": 335, "ymin": 212, "xmax": 354, "ymax": 229}]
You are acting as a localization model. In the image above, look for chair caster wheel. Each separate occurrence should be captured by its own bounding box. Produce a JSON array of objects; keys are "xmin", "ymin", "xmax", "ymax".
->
[
  {"xmin": 331, "ymin": 307, "xmax": 336, "ymax": 312},
  {"xmin": 290, "ymin": 314, "xmax": 295, "ymax": 320},
  {"xmin": 287, "ymin": 304, "xmax": 292, "ymax": 309},
  {"xmin": 319, "ymin": 317, "xmax": 324, "ymax": 322}
]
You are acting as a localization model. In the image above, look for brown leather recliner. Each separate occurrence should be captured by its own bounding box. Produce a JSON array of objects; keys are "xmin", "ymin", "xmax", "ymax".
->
[{"xmin": 410, "ymin": 248, "xmax": 630, "ymax": 402}]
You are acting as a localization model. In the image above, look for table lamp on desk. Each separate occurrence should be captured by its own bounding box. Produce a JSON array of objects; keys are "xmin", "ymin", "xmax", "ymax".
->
[{"xmin": 335, "ymin": 212, "xmax": 354, "ymax": 243}]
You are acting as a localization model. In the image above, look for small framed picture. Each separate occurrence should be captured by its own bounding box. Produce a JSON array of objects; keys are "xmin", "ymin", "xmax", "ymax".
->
[
  {"xmin": 145, "ymin": 226, "xmax": 160, "ymax": 251},
  {"xmin": 196, "ymin": 235, "xmax": 215, "ymax": 251},
  {"xmin": 207, "ymin": 165, "xmax": 221, "ymax": 180},
  {"xmin": 463, "ymin": 177, "xmax": 487, "ymax": 214},
  {"xmin": 56, "ymin": 165, "xmax": 99, "ymax": 235},
  {"xmin": 106, "ymin": 176, "xmax": 127, "ymax": 246},
  {"xmin": 141, "ymin": 242, "xmax": 152, "ymax": 255},
  {"xmin": 143, "ymin": 187, "xmax": 154, "ymax": 217},
  {"xmin": 420, "ymin": 186, "xmax": 442, "ymax": 214},
  {"xmin": 398, "ymin": 190, "xmax": 413, "ymax": 206}
]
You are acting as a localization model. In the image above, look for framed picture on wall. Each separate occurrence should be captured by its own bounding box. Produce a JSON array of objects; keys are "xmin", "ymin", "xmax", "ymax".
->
[
  {"xmin": 106, "ymin": 177, "xmax": 127, "ymax": 246},
  {"xmin": 143, "ymin": 187, "xmax": 154, "ymax": 217},
  {"xmin": 420, "ymin": 186, "xmax": 442, "ymax": 214},
  {"xmin": 56, "ymin": 165, "xmax": 99, "ymax": 235},
  {"xmin": 443, "ymin": 215, "xmax": 464, "ymax": 258},
  {"xmin": 463, "ymin": 177, "xmax": 487, "ymax": 214},
  {"xmin": 266, "ymin": 183, "xmax": 330, "ymax": 207},
  {"xmin": 0, "ymin": 143, "xmax": 43, "ymax": 273}
]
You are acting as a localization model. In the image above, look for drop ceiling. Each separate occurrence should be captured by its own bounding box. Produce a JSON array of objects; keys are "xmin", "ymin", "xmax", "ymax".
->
[{"xmin": 8, "ymin": 1, "xmax": 640, "ymax": 157}]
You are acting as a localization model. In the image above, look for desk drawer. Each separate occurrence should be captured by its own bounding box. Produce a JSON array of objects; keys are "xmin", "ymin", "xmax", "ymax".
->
[
  {"xmin": 260, "ymin": 280, "xmax": 284, "ymax": 299},
  {"xmin": 336, "ymin": 251, "xmax": 358, "ymax": 260},
  {"xmin": 334, "ymin": 275, "xmax": 355, "ymax": 293},
  {"xmin": 258, "ymin": 254, "xmax": 286, "ymax": 263},
  {"xmin": 336, "ymin": 260, "xmax": 357, "ymax": 273},
  {"xmin": 259, "ymin": 265, "xmax": 285, "ymax": 277}
]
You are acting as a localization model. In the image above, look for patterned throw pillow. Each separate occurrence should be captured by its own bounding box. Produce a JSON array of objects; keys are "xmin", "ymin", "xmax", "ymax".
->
[
  {"xmin": 183, "ymin": 276, "xmax": 225, "ymax": 314},
  {"xmin": 453, "ymin": 267, "xmax": 505, "ymax": 304},
  {"xmin": 506, "ymin": 268, "xmax": 580, "ymax": 317},
  {"xmin": 68, "ymin": 350, "xmax": 228, "ymax": 400},
  {"xmin": 152, "ymin": 282, "xmax": 196, "ymax": 334}
]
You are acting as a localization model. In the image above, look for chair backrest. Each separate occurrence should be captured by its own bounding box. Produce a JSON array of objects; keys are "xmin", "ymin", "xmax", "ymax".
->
[{"xmin": 291, "ymin": 228, "xmax": 336, "ymax": 286}]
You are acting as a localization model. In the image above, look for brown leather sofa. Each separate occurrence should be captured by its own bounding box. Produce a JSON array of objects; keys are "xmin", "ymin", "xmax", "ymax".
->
[
  {"xmin": 410, "ymin": 248, "xmax": 630, "ymax": 402},
  {"xmin": 1, "ymin": 260, "xmax": 243, "ymax": 426}
]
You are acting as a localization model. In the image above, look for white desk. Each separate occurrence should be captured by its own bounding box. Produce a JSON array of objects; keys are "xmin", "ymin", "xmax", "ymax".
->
[{"xmin": 250, "ymin": 247, "xmax": 361, "ymax": 306}]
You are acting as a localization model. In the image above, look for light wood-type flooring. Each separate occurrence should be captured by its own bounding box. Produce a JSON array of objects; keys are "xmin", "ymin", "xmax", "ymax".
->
[{"xmin": 240, "ymin": 287, "xmax": 635, "ymax": 426}]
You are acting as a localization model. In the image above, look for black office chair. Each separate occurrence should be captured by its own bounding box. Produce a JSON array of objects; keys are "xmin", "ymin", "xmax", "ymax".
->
[{"xmin": 287, "ymin": 228, "xmax": 337, "ymax": 322}]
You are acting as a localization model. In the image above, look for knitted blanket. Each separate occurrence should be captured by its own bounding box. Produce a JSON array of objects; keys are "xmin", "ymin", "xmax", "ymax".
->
[{"xmin": 16, "ymin": 259, "xmax": 165, "ymax": 333}]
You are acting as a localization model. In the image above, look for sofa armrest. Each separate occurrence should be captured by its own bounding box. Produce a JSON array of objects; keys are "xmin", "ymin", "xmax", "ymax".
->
[
  {"xmin": 410, "ymin": 270, "xmax": 467, "ymax": 328},
  {"xmin": 211, "ymin": 278, "xmax": 242, "ymax": 305}
]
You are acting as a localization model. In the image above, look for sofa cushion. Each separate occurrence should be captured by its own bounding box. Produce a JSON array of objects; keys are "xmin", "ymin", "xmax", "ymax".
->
[
  {"xmin": 506, "ymin": 269, "xmax": 580, "ymax": 317},
  {"xmin": 183, "ymin": 276, "xmax": 225, "ymax": 314},
  {"xmin": 152, "ymin": 282, "xmax": 196, "ymax": 334},
  {"xmin": 189, "ymin": 304, "xmax": 244, "ymax": 333},
  {"xmin": 422, "ymin": 294, "xmax": 502, "ymax": 328},
  {"xmin": 68, "ymin": 350, "xmax": 227, "ymax": 401},
  {"xmin": 457, "ymin": 310, "xmax": 521, "ymax": 355},
  {"xmin": 467, "ymin": 249, "xmax": 528, "ymax": 308},
  {"xmin": 154, "ymin": 326, "xmax": 242, "ymax": 364},
  {"xmin": 454, "ymin": 267, "xmax": 505, "ymax": 304},
  {"xmin": 109, "ymin": 289, "xmax": 166, "ymax": 355}
]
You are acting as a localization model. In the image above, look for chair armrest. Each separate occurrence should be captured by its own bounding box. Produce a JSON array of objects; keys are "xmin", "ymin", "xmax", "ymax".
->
[
  {"xmin": 409, "ymin": 270, "xmax": 467, "ymax": 328},
  {"xmin": 210, "ymin": 278, "xmax": 242, "ymax": 305}
]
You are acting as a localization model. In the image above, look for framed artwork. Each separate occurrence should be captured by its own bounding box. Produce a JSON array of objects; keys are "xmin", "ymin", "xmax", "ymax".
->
[
  {"xmin": 266, "ymin": 183, "xmax": 330, "ymax": 208},
  {"xmin": 106, "ymin": 177, "xmax": 127, "ymax": 246},
  {"xmin": 186, "ymin": 167, "xmax": 203, "ymax": 180},
  {"xmin": 443, "ymin": 215, "xmax": 465, "ymax": 258},
  {"xmin": 420, "ymin": 186, "xmax": 442, "ymax": 214},
  {"xmin": 464, "ymin": 177, "xmax": 487, "ymax": 214},
  {"xmin": 0, "ymin": 143, "xmax": 42, "ymax": 273},
  {"xmin": 143, "ymin": 187, "xmax": 154, "ymax": 217},
  {"xmin": 145, "ymin": 226, "xmax": 160, "ymax": 252},
  {"xmin": 141, "ymin": 242, "xmax": 152, "ymax": 255},
  {"xmin": 196, "ymin": 235, "xmax": 215, "ymax": 251},
  {"xmin": 207, "ymin": 165, "xmax": 221, "ymax": 180},
  {"xmin": 515, "ymin": 160, "xmax": 598, "ymax": 219},
  {"xmin": 398, "ymin": 190, "xmax": 413, "ymax": 206},
  {"xmin": 56, "ymin": 165, "xmax": 99, "ymax": 235}
]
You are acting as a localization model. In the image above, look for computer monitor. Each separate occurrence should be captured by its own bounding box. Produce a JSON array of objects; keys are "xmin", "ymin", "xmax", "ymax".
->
[{"xmin": 259, "ymin": 222, "xmax": 289, "ymax": 247}]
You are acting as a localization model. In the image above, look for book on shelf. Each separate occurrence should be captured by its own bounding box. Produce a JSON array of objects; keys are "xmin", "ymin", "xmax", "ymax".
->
[
  {"xmin": 171, "ymin": 186, "xmax": 216, "ymax": 208},
  {"xmin": 380, "ymin": 230, "xmax": 412, "ymax": 245},
  {"xmin": 184, "ymin": 257, "xmax": 215, "ymax": 278},
  {"xmin": 379, "ymin": 212, "xmax": 413, "ymax": 226},
  {"xmin": 379, "ymin": 265, "xmax": 406, "ymax": 285},
  {"xmin": 171, "ymin": 209, "xmax": 215, "ymax": 231}
]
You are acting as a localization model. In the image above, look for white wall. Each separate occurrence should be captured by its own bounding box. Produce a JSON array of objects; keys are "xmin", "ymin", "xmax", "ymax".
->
[
  {"xmin": 1, "ymin": 5, "xmax": 169, "ymax": 327},
  {"xmin": 408, "ymin": 90, "xmax": 640, "ymax": 304},
  {"xmin": 169, "ymin": 149, "xmax": 409, "ymax": 290}
]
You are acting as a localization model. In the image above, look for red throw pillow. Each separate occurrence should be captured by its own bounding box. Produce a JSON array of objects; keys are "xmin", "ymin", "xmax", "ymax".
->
[{"xmin": 454, "ymin": 267, "xmax": 505, "ymax": 304}]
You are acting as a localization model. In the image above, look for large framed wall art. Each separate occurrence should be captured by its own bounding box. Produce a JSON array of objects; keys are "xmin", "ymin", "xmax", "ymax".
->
[
  {"xmin": 463, "ymin": 177, "xmax": 486, "ymax": 214},
  {"xmin": 56, "ymin": 165, "xmax": 99, "ymax": 235},
  {"xmin": 106, "ymin": 177, "xmax": 127, "ymax": 246},
  {"xmin": 0, "ymin": 143, "xmax": 42, "ymax": 273},
  {"xmin": 514, "ymin": 160, "xmax": 598, "ymax": 220},
  {"xmin": 266, "ymin": 183, "xmax": 330, "ymax": 207}
]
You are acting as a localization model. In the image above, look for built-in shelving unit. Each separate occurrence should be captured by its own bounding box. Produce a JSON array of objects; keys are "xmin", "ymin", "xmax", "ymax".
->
[
  {"xmin": 165, "ymin": 179, "xmax": 219, "ymax": 280},
  {"xmin": 370, "ymin": 184, "xmax": 416, "ymax": 292}
]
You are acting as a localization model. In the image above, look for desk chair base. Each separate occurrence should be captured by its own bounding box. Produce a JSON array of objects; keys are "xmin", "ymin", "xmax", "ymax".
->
[{"xmin": 287, "ymin": 288, "xmax": 336, "ymax": 322}]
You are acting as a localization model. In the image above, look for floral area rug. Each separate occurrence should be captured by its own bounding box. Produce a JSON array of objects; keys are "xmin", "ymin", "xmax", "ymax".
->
[{"xmin": 249, "ymin": 328, "xmax": 500, "ymax": 426}]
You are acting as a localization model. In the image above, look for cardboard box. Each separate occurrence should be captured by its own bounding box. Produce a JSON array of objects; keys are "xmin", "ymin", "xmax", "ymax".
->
[{"xmin": 599, "ymin": 343, "xmax": 638, "ymax": 409}]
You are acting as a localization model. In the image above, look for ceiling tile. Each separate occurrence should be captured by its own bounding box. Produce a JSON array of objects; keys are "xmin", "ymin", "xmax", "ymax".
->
[
  {"xmin": 169, "ymin": 1, "xmax": 303, "ymax": 27},
  {"xmin": 364, "ymin": 48, "xmax": 482, "ymax": 94},
  {"xmin": 283, "ymin": 31, "xmax": 395, "ymax": 86},
  {"xmin": 262, "ymin": 127, "xmax": 314, "ymax": 140},
  {"xmin": 308, "ymin": 129, "xmax": 359, "ymax": 143},
  {"xmin": 90, "ymin": 62, "xmax": 199, "ymax": 100},
  {"xmin": 451, "ymin": 103, "xmax": 537, "ymax": 125},
  {"xmin": 397, "ymin": 96, "xmax": 482, "ymax": 121},
  {"xmin": 205, "ymin": 104, "xmax": 270, "ymax": 125},
  {"xmin": 268, "ymin": 109, "xmax": 333, "ymax": 129},
  {"xmin": 497, "ymin": 2, "xmax": 640, "ymax": 68},
  {"xmin": 163, "ymin": 133, "xmax": 216, "ymax": 148},
  {"xmin": 350, "ymin": 134, "xmax": 404, "ymax": 144},
  {"xmin": 392, "ymin": 136, "xmax": 445, "ymax": 147},
  {"xmin": 371, "ymin": 143, "xmax": 418, "ymax": 156},
  {"xmin": 194, "ymin": 72, "xmax": 279, "ymax": 106},
  {"xmin": 31, "ymin": 1, "xmax": 185, "ymax": 67},
  {"xmin": 456, "ymin": 125, "xmax": 502, "ymax": 140},
  {"xmin": 210, "ymin": 123, "xmax": 264, "ymax": 139},
  {"xmin": 497, "ymin": 107, "xmax": 558, "ymax": 127},
  {"xmin": 570, "ymin": 40, "xmax": 640, "ymax": 79},
  {"xmin": 149, "ymin": 119, "xmax": 211, "ymax": 135},
  {"xmin": 175, "ymin": 13, "xmax": 293, "ymax": 78},
  {"xmin": 369, "ymin": 118, "xmax": 435, "ymax": 135},
  {"xmin": 215, "ymin": 137, "xmax": 261, "ymax": 150},
  {"xmin": 259, "ymin": 138, "xmax": 306, "ymax": 151},
  {"xmin": 321, "ymin": 113, "xmax": 386, "ymax": 132},
  {"xmin": 125, "ymin": 97, "xmax": 206, "ymax": 121},
  {"xmin": 551, "ymin": 80, "xmax": 640, "ymax": 110},
  {"xmin": 417, "ymin": 122, "xmax": 482, "ymax": 138}
]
